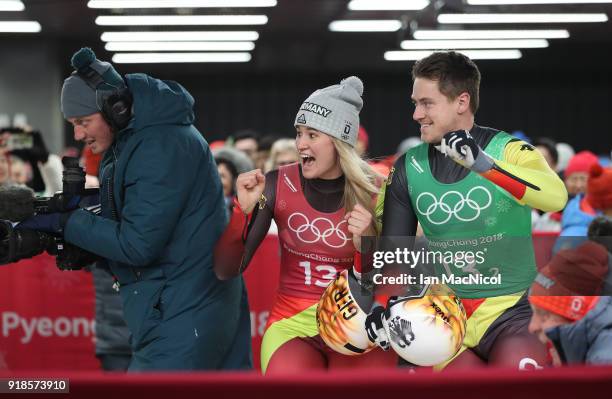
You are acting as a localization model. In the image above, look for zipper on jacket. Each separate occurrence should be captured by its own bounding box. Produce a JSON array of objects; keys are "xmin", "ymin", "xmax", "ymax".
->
[
  {"xmin": 108, "ymin": 146, "xmax": 119, "ymax": 221},
  {"xmin": 109, "ymin": 144, "xmax": 139, "ymax": 281}
]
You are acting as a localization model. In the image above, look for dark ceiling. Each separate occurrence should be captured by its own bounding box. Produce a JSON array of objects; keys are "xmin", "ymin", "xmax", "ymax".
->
[{"xmin": 4, "ymin": 0, "xmax": 612, "ymax": 74}]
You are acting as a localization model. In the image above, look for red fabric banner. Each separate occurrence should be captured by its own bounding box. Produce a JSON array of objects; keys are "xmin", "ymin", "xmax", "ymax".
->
[
  {"xmin": 0, "ymin": 254, "xmax": 98, "ymax": 370},
  {"xmin": 242, "ymin": 234, "xmax": 281, "ymax": 370},
  {"xmin": 0, "ymin": 233, "xmax": 557, "ymax": 371},
  {"xmin": 0, "ymin": 234, "xmax": 283, "ymax": 371}
]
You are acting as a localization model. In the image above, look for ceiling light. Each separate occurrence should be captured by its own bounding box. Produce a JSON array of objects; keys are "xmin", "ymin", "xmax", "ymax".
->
[
  {"xmin": 105, "ymin": 41, "xmax": 255, "ymax": 51},
  {"xmin": 414, "ymin": 29, "xmax": 570, "ymax": 39},
  {"xmin": 88, "ymin": 0, "xmax": 277, "ymax": 8},
  {"xmin": 400, "ymin": 39, "xmax": 548, "ymax": 49},
  {"xmin": 468, "ymin": 0, "xmax": 612, "ymax": 5},
  {"xmin": 329, "ymin": 20, "xmax": 402, "ymax": 32},
  {"xmin": 438, "ymin": 13, "xmax": 608, "ymax": 24},
  {"xmin": 101, "ymin": 31, "xmax": 259, "ymax": 41},
  {"xmin": 347, "ymin": 0, "xmax": 429, "ymax": 10},
  {"xmin": 0, "ymin": 21, "xmax": 41, "ymax": 32},
  {"xmin": 0, "ymin": 1, "xmax": 24, "ymax": 12},
  {"xmin": 385, "ymin": 49, "xmax": 522, "ymax": 61},
  {"xmin": 95, "ymin": 15, "xmax": 268, "ymax": 26},
  {"xmin": 112, "ymin": 52, "xmax": 252, "ymax": 63}
]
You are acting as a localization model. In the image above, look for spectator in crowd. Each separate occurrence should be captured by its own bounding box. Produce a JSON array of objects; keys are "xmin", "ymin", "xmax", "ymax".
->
[
  {"xmin": 396, "ymin": 136, "xmax": 422, "ymax": 157},
  {"xmin": 533, "ymin": 137, "xmax": 558, "ymax": 172},
  {"xmin": 589, "ymin": 216, "xmax": 612, "ymax": 253},
  {"xmin": 214, "ymin": 146, "xmax": 254, "ymax": 211},
  {"xmin": 19, "ymin": 48, "xmax": 251, "ymax": 371},
  {"xmin": 586, "ymin": 164, "xmax": 612, "ymax": 218},
  {"xmin": 588, "ymin": 216, "xmax": 612, "ymax": 294},
  {"xmin": 369, "ymin": 135, "xmax": 424, "ymax": 181},
  {"xmin": 531, "ymin": 138, "xmax": 562, "ymax": 232},
  {"xmin": 0, "ymin": 127, "xmax": 62, "ymax": 196},
  {"xmin": 255, "ymin": 134, "xmax": 277, "ymax": 171},
  {"xmin": 208, "ymin": 139, "xmax": 226, "ymax": 151},
  {"xmin": 264, "ymin": 138, "xmax": 298, "ymax": 172},
  {"xmin": 7, "ymin": 155, "xmax": 31, "ymax": 185},
  {"xmin": 81, "ymin": 146, "xmax": 102, "ymax": 188},
  {"xmin": 356, "ymin": 125, "xmax": 369, "ymax": 157},
  {"xmin": 80, "ymin": 146, "xmax": 132, "ymax": 371},
  {"xmin": 555, "ymin": 142, "xmax": 575, "ymax": 174},
  {"xmin": 233, "ymin": 129, "xmax": 260, "ymax": 165},
  {"xmin": 0, "ymin": 151, "xmax": 9, "ymax": 186},
  {"xmin": 511, "ymin": 130, "xmax": 531, "ymax": 143},
  {"xmin": 558, "ymin": 163, "xmax": 611, "ymax": 241},
  {"xmin": 90, "ymin": 258, "xmax": 133, "ymax": 371},
  {"xmin": 563, "ymin": 151, "xmax": 599, "ymax": 198},
  {"xmin": 528, "ymin": 240, "xmax": 612, "ymax": 365}
]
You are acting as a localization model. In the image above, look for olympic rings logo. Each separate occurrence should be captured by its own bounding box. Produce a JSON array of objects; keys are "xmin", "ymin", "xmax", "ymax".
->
[
  {"xmin": 287, "ymin": 212, "xmax": 350, "ymax": 248},
  {"xmin": 415, "ymin": 186, "xmax": 492, "ymax": 225}
]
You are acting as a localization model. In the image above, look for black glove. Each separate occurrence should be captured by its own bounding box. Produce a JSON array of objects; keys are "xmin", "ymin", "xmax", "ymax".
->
[
  {"xmin": 55, "ymin": 243, "xmax": 100, "ymax": 271},
  {"xmin": 365, "ymin": 305, "xmax": 390, "ymax": 351},
  {"xmin": 17, "ymin": 211, "xmax": 75, "ymax": 234},
  {"xmin": 435, "ymin": 130, "xmax": 494, "ymax": 173}
]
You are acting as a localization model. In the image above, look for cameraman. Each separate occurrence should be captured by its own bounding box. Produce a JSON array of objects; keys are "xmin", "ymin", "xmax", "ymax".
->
[{"xmin": 20, "ymin": 48, "xmax": 251, "ymax": 371}]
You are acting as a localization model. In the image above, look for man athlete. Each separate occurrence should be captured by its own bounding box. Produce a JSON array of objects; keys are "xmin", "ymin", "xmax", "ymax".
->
[{"xmin": 369, "ymin": 51, "xmax": 568, "ymax": 370}]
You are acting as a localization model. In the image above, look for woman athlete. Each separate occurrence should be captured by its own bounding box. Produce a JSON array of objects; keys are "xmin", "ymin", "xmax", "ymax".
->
[{"xmin": 214, "ymin": 76, "xmax": 396, "ymax": 373}]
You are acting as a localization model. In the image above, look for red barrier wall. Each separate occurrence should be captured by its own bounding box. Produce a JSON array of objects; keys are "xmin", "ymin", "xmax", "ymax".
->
[
  {"xmin": 0, "ymin": 367, "xmax": 611, "ymax": 399},
  {"xmin": 0, "ymin": 254, "xmax": 98, "ymax": 370},
  {"xmin": 0, "ymin": 234, "xmax": 283, "ymax": 371},
  {"xmin": 0, "ymin": 233, "xmax": 557, "ymax": 371}
]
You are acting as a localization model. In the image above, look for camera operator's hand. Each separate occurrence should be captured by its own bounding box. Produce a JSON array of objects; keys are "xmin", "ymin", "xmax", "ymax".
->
[
  {"xmin": 10, "ymin": 130, "xmax": 49, "ymax": 164},
  {"xmin": 59, "ymin": 191, "xmax": 99, "ymax": 211},
  {"xmin": 34, "ymin": 189, "xmax": 100, "ymax": 214},
  {"xmin": 75, "ymin": 190, "xmax": 100, "ymax": 208},
  {"xmin": 17, "ymin": 211, "xmax": 74, "ymax": 234}
]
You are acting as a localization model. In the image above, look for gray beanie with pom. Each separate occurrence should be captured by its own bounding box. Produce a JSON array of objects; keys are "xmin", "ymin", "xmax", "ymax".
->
[
  {"xmin": 294, "ymin": 76, "xmax": 363, "ymax": 147},
  {"xmin": 61, "ymin": 47, "xmax": 125, "ymax": 119}
]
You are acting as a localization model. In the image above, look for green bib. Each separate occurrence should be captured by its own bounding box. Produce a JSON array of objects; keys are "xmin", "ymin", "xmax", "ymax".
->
[{"xmin": 404, "ymin": 132, "xmax": 535, "ymax": 298}]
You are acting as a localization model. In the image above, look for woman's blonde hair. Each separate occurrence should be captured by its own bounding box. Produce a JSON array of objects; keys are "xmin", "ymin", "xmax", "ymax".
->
[
  {"xmin": 265, "ymin": 138, "xmax": 298, "ymax": 172},
  {"xmin": 332, "ymin": 138, "xmax": 382, "ymax": 236}
]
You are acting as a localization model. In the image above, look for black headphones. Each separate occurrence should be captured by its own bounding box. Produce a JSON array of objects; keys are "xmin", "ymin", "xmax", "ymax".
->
[{"xmin": 73, "ymin": 66, "xmax": 133, "ymax": 132}]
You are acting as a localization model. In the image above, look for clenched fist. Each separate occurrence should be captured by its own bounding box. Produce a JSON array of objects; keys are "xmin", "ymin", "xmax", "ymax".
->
[
  {"xmin": 344, "ymin": 203, "xmax": 374, "ymax": 252},
  {"xmin": 236, "ymin": 169, "xmax": 266, "ymax": 214}
]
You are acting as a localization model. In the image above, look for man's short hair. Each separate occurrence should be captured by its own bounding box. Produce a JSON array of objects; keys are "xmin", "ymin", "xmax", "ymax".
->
[
  {"xmin": 233, "ymin": 129, "xmax": 260, "ymax": 144},
  {"xmin": 533, "ymin": 137, "xmax": 559, "ymax": 165},
  {"xmin": 412, "ymin": 51, "xmax": 481, "ymax": 114}
]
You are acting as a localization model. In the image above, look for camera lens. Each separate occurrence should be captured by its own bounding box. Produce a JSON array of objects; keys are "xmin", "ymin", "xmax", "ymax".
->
[{"xmin": 0, "ymin": 221, "xmax": 53, "ymax": 265}]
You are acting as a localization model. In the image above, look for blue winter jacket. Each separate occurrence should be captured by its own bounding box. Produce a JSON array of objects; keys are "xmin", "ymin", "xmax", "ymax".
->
[
  {"xmin": 65, "ymin": 74, "xmax": 251, "ymax": 370},
  {"xmin": 554, "ymin": 194, "xmax": 600, "ymax": 253},
  {"xmin": 545, "ymin": 296, "xmax": 612, "ymax": 365},
  {"xmin": 560, "ymin": 194, "xmax": 598, "ymax": 237}
]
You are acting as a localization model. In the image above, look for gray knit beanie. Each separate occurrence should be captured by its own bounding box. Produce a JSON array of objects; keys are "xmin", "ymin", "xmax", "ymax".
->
[
  {"xmin": 213, "ymin": 147, "xmax": 255, "ymax": 174},
  {"xmin": 294, "ymin": 76, "xmax": 363, "ymax": 147},
  {"xmin": 61, "ymin": 47, "xmax": 125, "ymax": 119}
]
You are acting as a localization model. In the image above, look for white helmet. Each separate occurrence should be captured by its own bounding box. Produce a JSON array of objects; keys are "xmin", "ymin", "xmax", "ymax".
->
[
  {"xmin": 316, "ymin": 269, "xmax": 376, "ymax": 355},
  {"xmin": 384, "ymin": 284, "xmax": 467, "ymax": 366}
]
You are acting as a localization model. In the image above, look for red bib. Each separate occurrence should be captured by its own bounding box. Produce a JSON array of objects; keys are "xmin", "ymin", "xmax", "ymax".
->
[{"xmin": 274, "ymin": 164, "xmax": 354, "ymax": 299}]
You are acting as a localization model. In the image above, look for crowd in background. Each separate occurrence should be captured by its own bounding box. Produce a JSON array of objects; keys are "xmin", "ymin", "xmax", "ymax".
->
[{"xmin": 1, "ymin": 122, "xmax": 611, "ymax": 370}]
